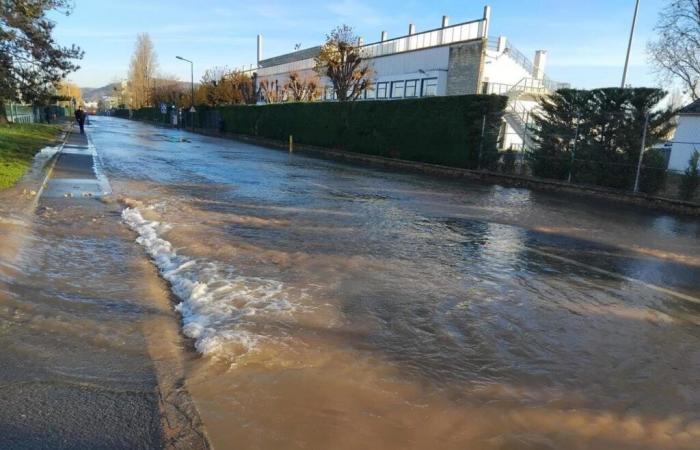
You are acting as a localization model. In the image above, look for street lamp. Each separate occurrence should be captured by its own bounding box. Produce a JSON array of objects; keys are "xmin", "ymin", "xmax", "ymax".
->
[
  {"xmin": 621, "ymin": 0, "xmax": 640, "ymax": 88},
  {"xmin": 176, "ymin": 55, "xmax": 195, "ymax": 130}
]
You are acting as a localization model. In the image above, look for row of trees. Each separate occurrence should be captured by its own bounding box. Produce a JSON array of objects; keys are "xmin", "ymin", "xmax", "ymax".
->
[
  {"xmin": 0, "ymin": 0, "xmax": 83, "ymax": 122},
  {"xmin": 191, "ymin": 25, "xmax": 372, "ymax": 108},
  {"xmin": 528, "ymin": 88, "xmax": 674, "ymax": 193}
]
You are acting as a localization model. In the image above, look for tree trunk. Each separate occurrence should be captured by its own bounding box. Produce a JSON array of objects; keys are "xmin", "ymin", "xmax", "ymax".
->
[{"xmin": 0, "ymin": 99, "xmax": 8, "ymax": 124}]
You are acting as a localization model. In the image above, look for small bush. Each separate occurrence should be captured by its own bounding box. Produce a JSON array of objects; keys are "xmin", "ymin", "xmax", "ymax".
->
[
  {"xmin": 502, "ymin": 149, "xmax": 517, "ymax": 174},
  {"xmin": 679, "ymin": 150, "xmax": 700, "ymax": 201},
  {"xmin": 639, "ymin": 149, "xmax": 667, "ymax": 194}
]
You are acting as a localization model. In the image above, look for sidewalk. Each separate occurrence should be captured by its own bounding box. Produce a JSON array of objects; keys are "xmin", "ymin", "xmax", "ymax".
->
[
  {"xmin": 0, "ymin": 124, "xmax": 208, "ymax": 449},
  {"xmin": 42, "ymin": 126, "xmax": 110, "ymax": 199}
]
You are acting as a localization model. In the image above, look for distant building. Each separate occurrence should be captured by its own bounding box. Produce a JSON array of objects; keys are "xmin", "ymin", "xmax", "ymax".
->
[
  {"xmin": 669, "ymin": 99, "xmax": 700, "ymax": 172},
  {"xmin": 249, "ymin": 5, "xmax": 568, "ymax": 151}
]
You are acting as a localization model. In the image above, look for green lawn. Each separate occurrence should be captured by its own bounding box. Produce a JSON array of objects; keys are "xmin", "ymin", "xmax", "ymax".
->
[{"xmin": 0, "ymin": 123, "xmax": 61, "ymax": 190}]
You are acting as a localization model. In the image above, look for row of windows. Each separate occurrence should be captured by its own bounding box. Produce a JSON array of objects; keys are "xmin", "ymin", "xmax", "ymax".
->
[{"xmin": 323, "ymin": 78, "xmax": 439, "ymax": 101}]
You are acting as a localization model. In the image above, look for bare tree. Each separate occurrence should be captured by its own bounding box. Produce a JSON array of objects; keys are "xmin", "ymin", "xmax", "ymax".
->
[
  {"xmin": 224, "ymin": 70, "xmax": 257, "ymax": 104},
  {"xmin": 648, "ymin": 0, "xmax": 700, "ymax": 100},
  {"xmin": 314, "ymin": 25, "xmax": 372, "ymax": 101},
  {"xmin": 128, "ymin": 33, "xmax": 158, "ymax": 108},
  {"xmin": 152, "ymin": 76, "xmax": 187, "ymax": 107},
  {"xmin": 197, "ymin": 67, "xmax": 230, "ymax": 106},
  {"xmin": 284, "ymin": 72, "xmax": 321, "ymax": 102},
  {"xmin": 259, "ymin": 79, "xmax": 282, "ymax": 104}
]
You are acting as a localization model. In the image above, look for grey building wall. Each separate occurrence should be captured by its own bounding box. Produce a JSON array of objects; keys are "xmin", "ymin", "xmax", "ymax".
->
[{"xmin": 445, "ymin": 40, "xmax": 485, "ymax": 95}]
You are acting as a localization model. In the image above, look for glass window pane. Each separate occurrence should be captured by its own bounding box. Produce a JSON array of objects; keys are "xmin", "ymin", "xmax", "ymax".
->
[
  {"xmin": 377, "ymin": 82, "xmax": 387, "ymax": 99},
  {"xmin": 421, "ymin": 78, "xmax": 438, "ymax": 96},
  {"xmin": 405, "ymin": 80, "xmax": 418, "ymax": 97},
  {"xmin": 391, "ymin": 81, "xmax": 405, "ymax": 98}
]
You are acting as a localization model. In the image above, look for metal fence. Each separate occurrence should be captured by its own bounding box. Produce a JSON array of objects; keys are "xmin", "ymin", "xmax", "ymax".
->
[{"xmin": 5, "ymin": 103, "xmax": 34, "ymax": 123}]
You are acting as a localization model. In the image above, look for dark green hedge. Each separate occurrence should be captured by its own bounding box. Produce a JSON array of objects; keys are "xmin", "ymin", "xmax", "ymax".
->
[{"xmin": 130, "ymin": 96, "xmax": 507, "ymax": 170}]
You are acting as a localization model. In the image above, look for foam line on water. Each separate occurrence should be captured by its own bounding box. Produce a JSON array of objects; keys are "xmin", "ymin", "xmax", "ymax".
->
[{"xmin": 122, "ymin": 207, "xmax": 295, "ymax": 356}]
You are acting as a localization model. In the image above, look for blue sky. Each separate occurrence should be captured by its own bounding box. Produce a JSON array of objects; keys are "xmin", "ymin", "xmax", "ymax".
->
[{"xmin": 51, "ymin": 0, "xmax": 668, "ymax": 90}]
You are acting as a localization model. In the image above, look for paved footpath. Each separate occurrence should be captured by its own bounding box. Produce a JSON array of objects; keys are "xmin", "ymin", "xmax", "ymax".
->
[{"xmin": 0, "ymin": 125, "xmax": 208, "ymax": 449}]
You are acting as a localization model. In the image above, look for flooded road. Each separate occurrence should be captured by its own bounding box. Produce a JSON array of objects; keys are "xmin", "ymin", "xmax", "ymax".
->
[{"xmin": 5, "ymin": 116, "xmax": 699, "ymax": 449}]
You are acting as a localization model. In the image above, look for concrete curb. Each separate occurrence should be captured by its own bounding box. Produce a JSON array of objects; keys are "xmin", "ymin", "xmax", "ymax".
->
[
  {"xmin": 25, "ymin": 125, "xmax": 72, "ymax": 214},
  {"xmin": 206, "ymin": 129, "xmax": 700, "ymax": 217},
  {"xmin": 122, "ymin": 117, "xmax": 700, "ymax": 216}
]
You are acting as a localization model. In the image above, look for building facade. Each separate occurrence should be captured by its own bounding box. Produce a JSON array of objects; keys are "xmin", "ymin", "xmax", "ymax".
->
[
  {"xmin": 250, "ymin": 5, "xmax": 568, "ymax": 151},
  {"xmin": 669, "ymin": 99, "xmax": 700, "ymax": 172}
]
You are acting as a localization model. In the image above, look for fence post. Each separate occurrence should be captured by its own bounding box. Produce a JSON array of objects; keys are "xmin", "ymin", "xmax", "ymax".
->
[
  {"xmin": 478, "ymin": 114, "xmax": 486, "ymax": 169},
  {"xmin": 633, "ymin": 112, "xmax": 650, "ymax": 193},
  {"xmin": 568, "ymin": 115, "xmax": 580, "ymax": 184}
]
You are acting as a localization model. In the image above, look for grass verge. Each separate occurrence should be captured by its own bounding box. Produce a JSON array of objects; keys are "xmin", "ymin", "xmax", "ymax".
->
[{"xmin": 0, "ymin": 123, "xmax": 61, "ymax": 190}]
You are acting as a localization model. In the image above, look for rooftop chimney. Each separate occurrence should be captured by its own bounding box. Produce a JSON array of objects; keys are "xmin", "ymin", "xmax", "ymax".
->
[
  {"xmin": 442, "ymin": 16, "xmax": 449, "ymax": 28},
  {"xmin": 408, "ymin": 23, "xmax": 416, "ymax": 35},
  {"xmin": 257, "ymin": 34, "xmax": 263, "ymax": 66},
  {"xmin": 381, "ymin": 31, "xmax": 388, "ymax": 42},
  {"xmin": 534, "ymin": 50, "xmax": 547, "ymax": 79}
]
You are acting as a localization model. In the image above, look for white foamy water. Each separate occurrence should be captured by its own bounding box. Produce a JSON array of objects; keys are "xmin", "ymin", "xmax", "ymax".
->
[{"xmin": 121, "ymin": 207, "xmax": 296, "ymax": 356}]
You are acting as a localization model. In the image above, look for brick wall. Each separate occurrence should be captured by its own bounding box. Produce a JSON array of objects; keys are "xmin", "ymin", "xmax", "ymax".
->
[{"xmin": 446, "ymin": 40, "xmax": 485, "ymax": 95}]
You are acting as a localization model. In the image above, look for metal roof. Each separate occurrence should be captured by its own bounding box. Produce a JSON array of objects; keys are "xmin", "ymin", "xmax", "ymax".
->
[
  {"xmin": 259, "ymin": 46, "xmax": 321, "ymax": 68},
  {"xmin": 680, "ymin": 98, "xmax": 700, "ymax": 114}
]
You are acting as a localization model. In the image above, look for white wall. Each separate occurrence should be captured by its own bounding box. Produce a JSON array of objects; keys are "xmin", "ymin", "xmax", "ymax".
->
[
  {"xmin": 258, "ymin": 46, "xmax": 452, "ymax": 99},
  {"xmin": 369, "ymin": 46, "xmax": 449, "ymax": 77},
  {"xmin": 669, "ymin": 115, "xmax": 700, "ymax": 172},
  {"xmin": 482, "ymin": 49, "xmax": 532, "ymax": 87}
]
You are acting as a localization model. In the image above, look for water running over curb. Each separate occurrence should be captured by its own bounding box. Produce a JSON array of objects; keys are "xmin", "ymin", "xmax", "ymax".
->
[{"xmin": 121, "ymin": 207, "xmax": 296, "ymax": 357}]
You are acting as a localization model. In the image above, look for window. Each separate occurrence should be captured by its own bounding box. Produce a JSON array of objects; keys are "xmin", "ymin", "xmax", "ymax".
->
[
  {"xmin": 376, "ymin": 82, "xmax": 388, "ymax": 99},
  {"xmin": 324, "ymin": 87, "xmax": 337, "ymax": 101},
  {"xmin": 421, "ymin": 78, "xmax": 438, "ymax": 97},
  {"xmin": 364, "ymin": 88, "xmax": 375, "ymax": 100},
  {"xmin": 391, "ymin": 81, "xmax": 405, "ymax": 98},
  {"xmin": 405, "ymin": 79, "xmax": 418, "ymax": 97}
]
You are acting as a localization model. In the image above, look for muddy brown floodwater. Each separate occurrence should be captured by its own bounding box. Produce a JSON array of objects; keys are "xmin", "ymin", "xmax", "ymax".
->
[{"xmin": 5, "ymin": 116, "xmax": 700, "ymax": 449}]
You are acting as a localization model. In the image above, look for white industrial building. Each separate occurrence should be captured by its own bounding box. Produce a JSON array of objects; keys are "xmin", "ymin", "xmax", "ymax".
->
[
  {"xmin": 249, "ymin": 6, "xmax": 568, "ymax": 152},
  {"xmin": 669, "ymin": 99, "xmax": 700, "ymax": 172}
]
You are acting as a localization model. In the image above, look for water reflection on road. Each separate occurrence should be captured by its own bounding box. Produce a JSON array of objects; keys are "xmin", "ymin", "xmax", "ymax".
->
[{"xmin": 95, "ymin": 116, "xmax": 700, "ymax": 449}]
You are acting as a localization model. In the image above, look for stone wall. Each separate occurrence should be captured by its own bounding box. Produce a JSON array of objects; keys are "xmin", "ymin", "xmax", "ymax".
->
[{"xmin": 446, "ymin": 40, "xmax": 485, "ymax": 95}]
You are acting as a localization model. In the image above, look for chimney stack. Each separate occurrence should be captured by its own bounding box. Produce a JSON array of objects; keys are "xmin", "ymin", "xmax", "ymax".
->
[
  {"xmin": 408, "ymin": 23, "xmax": 416, "ymax": 35},
  {"xmin": 257, "ymin": 34, "xmax": 263, "ymax": 66},
  {"xmin": 442, "ymin": 16, "xmax": 449, "ymax": 28},
  {"xmin": 381, "ymin": 31, "xmax": 388, "ymax": 42},
  {"xmin": 534, "ymin": 50, "xmax": 547, "ymax": 79}
]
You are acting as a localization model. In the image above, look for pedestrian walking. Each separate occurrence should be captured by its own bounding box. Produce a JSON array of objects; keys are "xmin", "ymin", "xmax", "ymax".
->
[{"xmin": 75, "ymin": 106, "xmax": 86, "ymax": 134}]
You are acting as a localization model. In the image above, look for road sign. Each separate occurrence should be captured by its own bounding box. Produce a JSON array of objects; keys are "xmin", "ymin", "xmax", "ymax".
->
[
  {"xmin": 160, "ymin": 103, "xmax": 167, "ymax": 114},
  {"xmin": 189, "ymin": 106, "xmax": 196, "ymax": 113}
]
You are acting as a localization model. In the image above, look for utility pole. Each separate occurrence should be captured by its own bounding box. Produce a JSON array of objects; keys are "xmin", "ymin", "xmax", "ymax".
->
[
  {"xmin": 621, "ymin": 0, "xmax": 640, "ymax": 88},
  {"xmin": 176, "ymin": 55, "xmax": 195, "ymax": 131}
]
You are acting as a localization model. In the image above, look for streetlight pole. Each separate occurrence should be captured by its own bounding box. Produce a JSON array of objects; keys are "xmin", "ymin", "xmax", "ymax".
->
[
  {"xmin": 621, "ymin": 0, "xmax": 640, "ymax": 88},
  {"xmin": 176, "ymin": 55, "xmax": 194, "ymax": 130}
]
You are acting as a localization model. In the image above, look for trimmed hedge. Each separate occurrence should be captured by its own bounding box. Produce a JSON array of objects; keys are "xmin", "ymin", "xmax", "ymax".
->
[{"xmin": 129, "ymin": 95, "xmax": 507, "ymax": 169}]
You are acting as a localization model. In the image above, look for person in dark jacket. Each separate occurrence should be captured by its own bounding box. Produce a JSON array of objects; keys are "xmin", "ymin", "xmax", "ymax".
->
[{"xmin": 75, "ymin": 106, "xmax": 86, "ymax": 134}]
